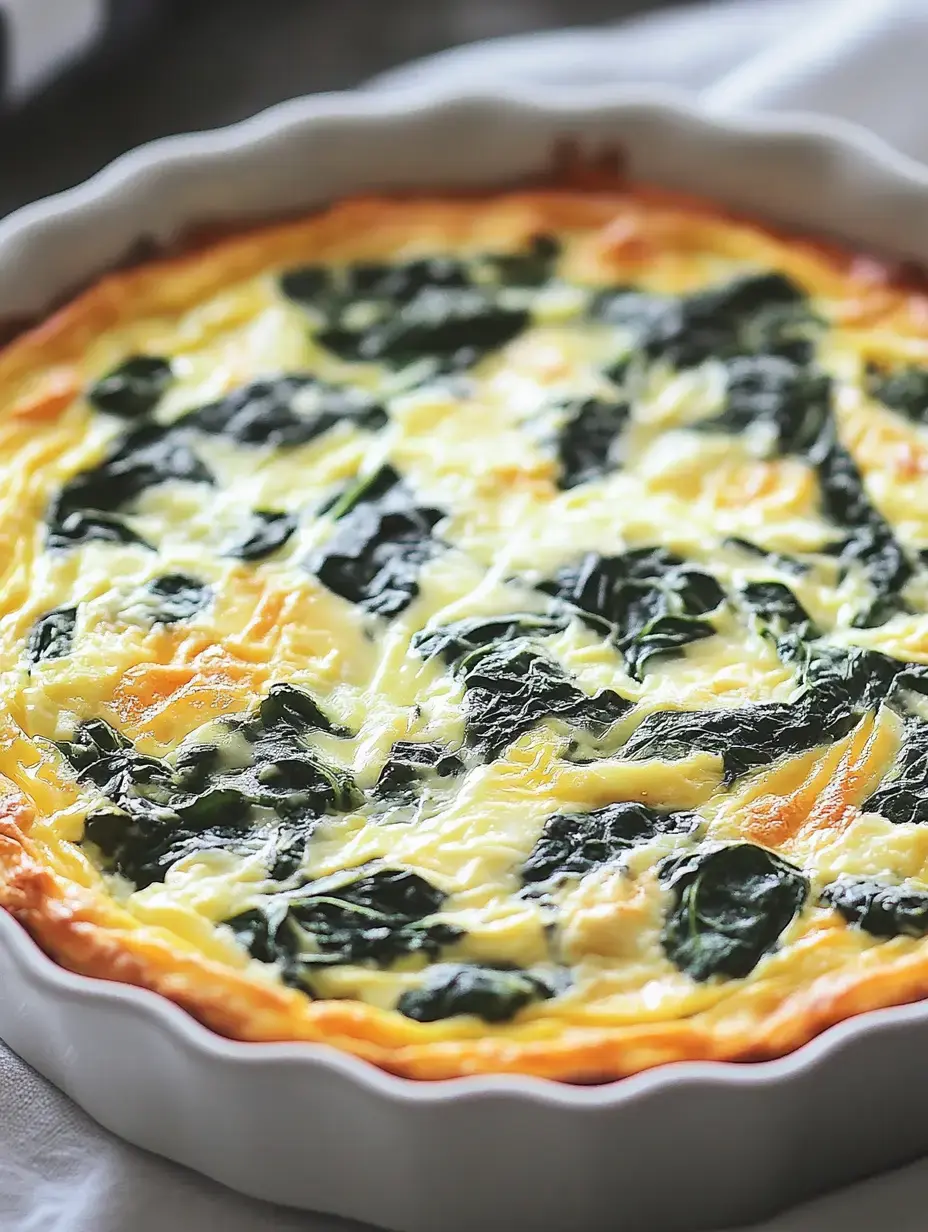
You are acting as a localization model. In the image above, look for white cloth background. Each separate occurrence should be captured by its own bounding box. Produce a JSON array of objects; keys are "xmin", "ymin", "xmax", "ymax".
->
[
  {"xmin": 5, "ymin": 0, "xmax": 928, "ymax": 1228},
  {"xmin": 0, "ymin": 0, "xmax": 104, "ymax": 102}
]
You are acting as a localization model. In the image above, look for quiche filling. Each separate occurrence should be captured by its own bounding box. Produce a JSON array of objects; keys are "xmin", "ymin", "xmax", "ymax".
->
[{"xmin": 4, "ymin": 189, "xmax": 928, "ymax": 1078}]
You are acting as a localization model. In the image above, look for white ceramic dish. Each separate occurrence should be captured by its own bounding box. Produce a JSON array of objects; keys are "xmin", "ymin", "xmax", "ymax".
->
[{"xmin": 4, "ymin": 86, "xmax": 928, "ymax": 1232}]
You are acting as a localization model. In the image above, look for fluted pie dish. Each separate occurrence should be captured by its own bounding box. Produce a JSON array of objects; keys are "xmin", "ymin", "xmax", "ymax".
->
[{"xmin": 5, "ymin": 88, "xmax": 928, "ymax": 1231}]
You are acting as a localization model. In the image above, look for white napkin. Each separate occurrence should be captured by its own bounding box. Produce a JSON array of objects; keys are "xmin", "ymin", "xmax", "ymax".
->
[{"xmin": 6, "ymin": 2, "xmax": 928, "ymax": 1229}]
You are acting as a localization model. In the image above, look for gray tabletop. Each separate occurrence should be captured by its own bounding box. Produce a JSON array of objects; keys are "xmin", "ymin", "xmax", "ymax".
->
[{"xmin": 0, "ymin": 0, "xmax": 689, "ymax": 218}]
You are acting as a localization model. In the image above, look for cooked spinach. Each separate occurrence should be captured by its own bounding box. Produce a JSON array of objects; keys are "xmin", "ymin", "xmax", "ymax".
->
[
  {"xmin": 811, "ymin": 421, "xmax": 912, "ymax": 627},
  {"xmin": 411, "ymin": 613, "xmax": 565, "ymax": 666},
  {"xmin": 740, "ymin": 580, "xmax": 815, "ymax": 639},
  {"xmin": 53, "ymin": 423, "xmax": 213, "ymax": 531},
  {"xmin": 724, "ymin": 536, "xmax": 810, "ymax": 577},
  {"xmin": 308, "ymin": 465, "xmax": 444, "ymax": 617},
  {"xmin": 821, "ymin": 876, "xmax": 928, "ymax": 938},
  {"xmin": 591, "ymin": 272, "xmax": 818, "ymax": 370},
  {"xmin": 660, "ymin": 843, "xmax": 809, "ymax": 980},
  {"xmin": 256, "ymin": 681, "xmax": 341, "ymax": 734},
  {"xmin": 140, "ymin": 574, "xmax": 211, "ymax": 624},
  {"xmin": 697, "ymin": 356, "xmax": 831, "ymax": 454},
  {"xmin": 280, "ymin": 257, "xmax": 473, "ymax": 315},
  {"xmin": 319, "ymin": 288, "xmax": 529, "ymax": 370},
  {"xmin": 225, "ymin": 510, "xmax": 297, "ymax": 561},
  {"xmin": 87, "ymin": 355, "xmax": 174, "ymax": 419},
  {"xmin": 549, "ymin": 396, "xmax": 630, "ymax": 489},
  {"xmin": 865, "ymin": 361, "xmax": 928, "ymax": 425},
  {"xmin": 182, "ymin": 375, "xmax": 386, "ymax": 447},
  {"xmin": 521, "ymin": 800, "xmax": 697, "ymax": 887},
  {"xmin": 396, "ymin": 963, "xmax": 563, "ymax": 1023},
  {"xmin": 46, "ymin": 499, "xmax": 150, "ymax": 551},
  {"xmin": 376, "ymin": 741, "xmax": 463, "ymax": 798},
  {"xmin": 482, "ymin": 233, "xmax": 561, "ymax": 286},
  {"xmin": 26, "ymin": 606, "xmax": 77, "ymax": 664},
  {"xmin": 622, "ymin": 690, "xmax": 858, "ymax": 781},
  {"xmin": 540, "ymin": 549, "xmax": 725, "ymax": 679},
  {"xmin": 863, "ymin": 718, "xmax": 928, "ymax": 826},
  {"xmin": 63, "ymin": 685, "xmax": 359, "ymax": 889},
  {"xmin": 461, "ymin": 641, "xmax": 630, "ymax": 757},
  {"xmin": 226, "ymin": 868, "xmax": 462, "ymax": 977}
]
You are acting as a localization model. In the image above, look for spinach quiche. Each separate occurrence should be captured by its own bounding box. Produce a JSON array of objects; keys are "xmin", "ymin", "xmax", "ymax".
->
[{"xmin": 3, "ymin": 187, "xmax": 928, "ymax": 1082}]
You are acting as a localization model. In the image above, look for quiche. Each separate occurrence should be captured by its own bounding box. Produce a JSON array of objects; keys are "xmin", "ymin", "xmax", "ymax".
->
[{"xmin": 3, "ymin": 185, "xmax": 928, "ymax": 1083}]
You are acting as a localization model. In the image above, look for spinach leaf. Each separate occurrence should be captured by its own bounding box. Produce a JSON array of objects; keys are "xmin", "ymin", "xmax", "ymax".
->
[
  {"xmin": 88, "ymin": 355, "xmax": 174, "ymax": 419},
  {"xmin": 319, "ymin": 288, "xmax": 529, "ymax": 370},
  {"xmin": 461, "ymin": 641, "xmax": 630, "ymax": 758},
  {"xmin": 376, "ymin": 741, "xmax": 464, "ymax": 798},
  {"xmin": 740, "ymin": 580, "xmax": 816, "ymax": 638},
  {"xmin": 140, "ymin": 574, "xmax": 211, "ymax": 624},
  {"xmin": 26, "ymin": 606, "xmax": 77, "ymax": 664},
  {"xmin": 660, "ymin": 843, "xmax": 809, "ymax": 980},
  {"xmin": 540, "ymin": 549, "xmax": 725, "ymax": 679},
  {"xmin": 257, "ymin": 682, "xmax": 340, "ymax": 733},
  {"xmin": 225, "ymin": 868, "xmax": 462, "ymax": 976},
  {"xmin": 697, "ymin": 356, "xmax": 831, "ymax": 454},
  {"xmin": 287, "ymin": 868, "xmax": 461, "ymax": 965},
  {"xmin": 225, "ymin": 510, "xmax": 297, "ymax": 561},
  {"xmin": 482, "ymin": 234, "xmax": 561, "ymax": 286},
  {"xmin": 64, "ymin": 686, "xmax": 359, "ymax": 889},
  {"xmin": 592, "ymin": 272, "xmax": 817, "ymax": 370},
  {"xmin": 623, "ymin": 690, "xmax": 858, "ymax": 781},
  {"xmin": 182, "ymin": 375, "xmax": 386, "ymax": 447},
  {"xmin": 46, "ymin": 499, "xmax": 151, "ymax": 551},
  {"xmin": 521, "ymin": 800, "xmax": 697, "ymax": 887},
  {"xmin": 53, "ymin": 423, "xmax": 213, "ymax": 524},
  {"xmin": 280, "ymin": 257, "xmax": 473, "ymax": 316},
  {"xmin": 863, "ymin": 718, "xmax": 928, "ymax": 825},
  {"xmin": 308, "ymin": 465, "xmax": 444, "ymax": 617},
  {"xmin": 724, "ymin": 536, "xmax": 810, "ymax": 577},
  {"xmin": 865, "ymin": 361, "xmax": 928, "ymax": 425},
  {"xmin": 821, "ymin": 876, "xmax": 928, "ymax": 938},
  {"xmin": 549, "ymin": 396, "xmax": 630, "ymax": 490},
  {"xmin": 396, "ymin": 963, "xmax": 563, "ymax": 1023},
  {"xmin": 811, "ymin": 421, "xmax": 912, "ymax": 627},
  {"xmin": 411, "ymin": 613, "xmax": 565, "ymax": 666}
]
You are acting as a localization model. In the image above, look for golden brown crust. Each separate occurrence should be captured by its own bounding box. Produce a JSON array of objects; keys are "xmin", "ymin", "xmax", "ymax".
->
[{"xmin": 4, "ymin": 184, "xmax": 928, "ymax": 1082}]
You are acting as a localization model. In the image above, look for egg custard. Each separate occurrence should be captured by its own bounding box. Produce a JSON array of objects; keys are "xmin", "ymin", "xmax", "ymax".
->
[{"xmin": 4, "ymin": 187, "xmax": 928, "ymax": 1082}]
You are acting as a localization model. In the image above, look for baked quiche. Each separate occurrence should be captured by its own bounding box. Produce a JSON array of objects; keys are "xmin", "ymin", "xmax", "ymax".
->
[{"xmin": 3, "ymin": 186, "xmax": 928, "ymax": 1081}]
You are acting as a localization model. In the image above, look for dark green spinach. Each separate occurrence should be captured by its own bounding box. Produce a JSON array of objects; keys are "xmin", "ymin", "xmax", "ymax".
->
[
  {"xmin": 540, "ymin": 549, "xmax": 725, "ymax": 680},
  {"xmin": 88, "ymin": 355, "xmax": 174, "ymax": 419},
  {"xmin": 622, "ymin": 691, "xmax": 858, "ymax": 781},
  {"xmin": 549, "ymin": 396, "xmax": 630, "ymax": 489},
  {"xmin": 811, "ymin": 421, "xmax": 912, "ymax": 627},
  {"xmin": 26, "ymin": 606, "xmax": 77, "ymax": 664},
  {"xmin": 863, "ymin": 718, "xmax": 928, "ymax": 826},
  {"xmin": 461, "ymin": 640, "xmax": 630, "ymax": 758},
  {"xmin": 660, "ymin": 843, "xmax": 809, "ymax": 980},
  {"xmin": 376, "ymin": 741, "xmax": 463, "ymax": 799},
  {"xmin": 865, "ymin": 361, "xmax": 928, "ymax": 425},
  {"xmin": 821, "ymin": 875, "xmax": 928, "ymax": 938},
  {"xmin": 226, "ymin": 867, "xmax": 461, "ymax": 978},
  {"xmin": 521, "ymin": 800, "xmax": 697, "ymax": 887},
  {"xmin": 724, "ymin": 536, "xmax": 810, "ymax": 576},
  {"xmin": 140, "ymin": 574, "xmax": 211, "ymax": 624},
  {"xmin": 182, "ymin": 375, "xmax": 386, "ymax": 447},
  {"xmin": 412, "ymin": 613, "xmax": 565, "ymax": 666},
  {"xmin": 591, "ymin": 272, "xmax": 818, "ymax": 370},
  {"xmin": 396, "ymin": 963, "xmax": 563, "ymax": 1023},
  {"xmin": 308, "ymin": 465, "xmax": 444, "ymax": 617},
  {"xmin": 225, "ymin": 510, "xmax": 297, "ymax": 561},
  {"xmin": 697, "ymin": 355, "xmax": 831, "ymax": 454}
]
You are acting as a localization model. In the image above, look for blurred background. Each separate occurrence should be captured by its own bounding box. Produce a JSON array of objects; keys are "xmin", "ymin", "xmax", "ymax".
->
[{"xmin": 0, "ymin": 0, "xmax": 697, "ymax": 218}]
